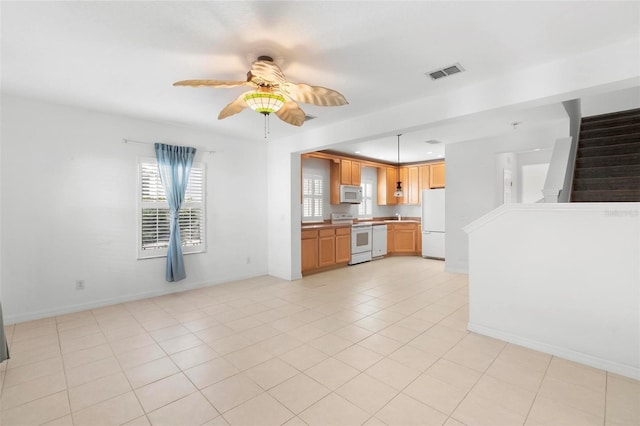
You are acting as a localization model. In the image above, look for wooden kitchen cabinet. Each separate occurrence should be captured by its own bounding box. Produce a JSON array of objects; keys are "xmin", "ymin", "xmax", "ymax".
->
[
  {"xmin": 393, "ymin": 223, "xmax": 417, "ymax": 254},
  {"xmin": 335, "ymin": 227, "xmax": 351, "ymax": 263},
  {"xmin": 419, "ymin": 165, "xmax": 430, "ymax": 191},
  {"xmin": 318, "ymin": 229, "xmax": 336, "ymax": 267},
  {"xmin": 330, "ymin": 159, "xmax": 362, "ymax": 204},
  {"xmin": 387, "ymin": 222, "xmax": 421, "ymax": 255},
  {"xmin": 377, "ymin": 166, "xmax": 398, "ymax": 205},
  {"xmin": 430, "ymin": 162, "xmax": 446, "ymax": 188},
  {"xmin": 335, "ymin": 159, "xmax": 361, "ymax": 186},
  {"xmin": 301, "ymin": 230, "xmax": 319, "ymax": 273},
  {"xmin": 407, "ymin": 166, "xmax": 420, "ymax": 205},
  {"xmin": 302, "ymin": 226, "xmax": 351, "ymax": 275},
  {"xmin": 343, "ymin": 159, "xmax": 361, "ymax": 186}
]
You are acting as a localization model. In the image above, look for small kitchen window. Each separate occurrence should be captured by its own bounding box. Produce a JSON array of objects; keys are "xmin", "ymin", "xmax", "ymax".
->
[
  {"xmin": 138, "ymin": 158, "xmax": 206, "ymax": 259},
  {"xmin": 359, "ymin": 179, "xmax": 373, "ymax": 219},
  {"xmin": 302, "ymin": 173, "xmax": 324, "ymax": 222}
]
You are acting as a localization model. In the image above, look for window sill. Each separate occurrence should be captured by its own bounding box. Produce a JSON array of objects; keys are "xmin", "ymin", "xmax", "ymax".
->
[{"xmin": 137, "ymin": 249, "xmax": 206, "ymax": 260}]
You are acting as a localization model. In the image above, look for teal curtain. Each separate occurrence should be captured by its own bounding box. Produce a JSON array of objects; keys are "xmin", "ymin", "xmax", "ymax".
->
[
  {"xmin": 0, "ymin": 301, "xmax": 8, "ymax": 363},
  {"xmin": 155, "ymin": 143, "xmax": 197, "ymax": 282}
]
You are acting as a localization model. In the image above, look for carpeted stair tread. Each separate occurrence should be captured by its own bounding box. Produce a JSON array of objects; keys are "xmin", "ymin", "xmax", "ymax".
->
[
  {"xmin": 576, "ymin": 141, "xmax": 640, "ymax": 158},
  {"xmin": 581, "ymin": 113, "xmax": 640, "ymax": 130},
  {"xmin": 573, "ymin": 164, "xmax": 640, "ymax": 179},
  {"xmin": 573, "ymin": 176, "xmax": 640, "ymax": 191},
  {"xmin": 581, "ymin": 108, "xmax": 640, "ymax": 123},
  {"xmin": 578, "ymin": 132, "xmax": 640, "ymax": 148},
  {"xmin": 571, "ymin": 189, "xmax": 640, "ymax": 202},
  {"xmin": 580, "ymin": 122, "xmax": 640, "ymax": 139},
  {"xmin": 575, "ymin": 152, "xmax": 640, "ymax": 168}
]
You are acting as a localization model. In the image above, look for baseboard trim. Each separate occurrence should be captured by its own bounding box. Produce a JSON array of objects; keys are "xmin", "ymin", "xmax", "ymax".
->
[
  {"xmin": 468, "ymin": 322, "xmax": 640, "ymax": 380},
  {"xmin": 5, "ymin": 272, "xmax": 267, "ymax": 325}
]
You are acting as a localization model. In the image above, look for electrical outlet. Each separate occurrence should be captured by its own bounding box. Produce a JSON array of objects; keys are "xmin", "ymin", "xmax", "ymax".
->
[{"xmin": 75, "ymin": 280, "xmax": 85, "ymax": 290}]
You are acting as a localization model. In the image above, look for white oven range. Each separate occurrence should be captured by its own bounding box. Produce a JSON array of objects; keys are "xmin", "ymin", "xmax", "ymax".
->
[{"xmin": 350, "ymin": 222, "xmax": 372, "ymax": 265}]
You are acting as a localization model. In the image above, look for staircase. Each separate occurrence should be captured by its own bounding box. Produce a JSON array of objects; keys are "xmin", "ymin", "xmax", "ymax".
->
[{"xmin": 571, "ymin": 108, "xmax": 640, "ymax": 202}]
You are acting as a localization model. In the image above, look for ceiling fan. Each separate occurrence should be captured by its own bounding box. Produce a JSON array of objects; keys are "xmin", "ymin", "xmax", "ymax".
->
[{"xmin": 174, "ymin": 56, "xmax": 348, "ymax": 127}]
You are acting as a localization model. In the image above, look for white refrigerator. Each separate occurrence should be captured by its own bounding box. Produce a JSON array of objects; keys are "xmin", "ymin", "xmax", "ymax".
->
[{"xmin": 421, "ymin": 189, "xmax": 445, "ymax": 259}]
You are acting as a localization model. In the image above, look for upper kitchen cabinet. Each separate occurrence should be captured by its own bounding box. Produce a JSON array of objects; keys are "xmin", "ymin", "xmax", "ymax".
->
[
  {"xmin": 404, "ymin": 166, "xmax": 420, "ymax": 205},
  {"xmin": 377, "ymin": 166, "xmax": 398, "ymax": 205},
  {"xmin": 332, "ymin": 158, "xmax": 361, "ymax": 186},
  {"xmin": 429, "ymin": 162, "xmax": 446, "ymax": 188},
  {"xmin": 330, "ymin": 158, "xmax": 362, "ymax": 204}
]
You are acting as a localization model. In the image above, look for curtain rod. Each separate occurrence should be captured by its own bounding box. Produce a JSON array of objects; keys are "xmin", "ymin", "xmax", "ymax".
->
[{"xmin": 122, "ymin": 138, "xmax": 216, "ymax": 154}]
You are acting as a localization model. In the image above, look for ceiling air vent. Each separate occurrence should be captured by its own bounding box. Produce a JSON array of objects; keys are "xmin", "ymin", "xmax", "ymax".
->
[
  {"xmin": 427, "ymin": 63, "xmax": 465, "ymax": 80},
  {"xmin": 425, "ymin": 139, "xmax": 442, "ymax": 145}
]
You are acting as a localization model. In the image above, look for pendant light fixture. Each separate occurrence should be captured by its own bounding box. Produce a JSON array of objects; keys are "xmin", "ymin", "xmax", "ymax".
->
[{"xmin": 393, "ymin": 134, "xmax": 404, "ymax": 197}]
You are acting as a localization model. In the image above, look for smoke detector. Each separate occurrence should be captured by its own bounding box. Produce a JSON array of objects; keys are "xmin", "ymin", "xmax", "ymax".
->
[{"xmin": 426, "ymin": 63, "xmax": 465, "ymax": 80}]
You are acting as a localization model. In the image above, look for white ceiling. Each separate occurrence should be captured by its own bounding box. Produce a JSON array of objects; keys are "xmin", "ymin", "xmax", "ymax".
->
[{"xmin": 2, "ymin": 1, "xmax": 639, "ymax": 161}]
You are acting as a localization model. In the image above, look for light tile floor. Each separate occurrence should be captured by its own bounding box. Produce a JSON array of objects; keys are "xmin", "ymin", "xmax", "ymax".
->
[{"xmin": 1, "ymin": 257, "xmax": 638, "ymax": 426}]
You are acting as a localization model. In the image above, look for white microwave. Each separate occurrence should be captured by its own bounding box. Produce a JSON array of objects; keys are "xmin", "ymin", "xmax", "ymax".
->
[{"xmin": 340, "ymin": 185, "xmax": 363, "ymax": 204}]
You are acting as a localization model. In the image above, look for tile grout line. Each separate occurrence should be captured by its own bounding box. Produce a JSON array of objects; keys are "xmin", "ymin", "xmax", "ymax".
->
[{"xmin": 522, "ymin": 352, "xmax": 554, "ymax": 425}]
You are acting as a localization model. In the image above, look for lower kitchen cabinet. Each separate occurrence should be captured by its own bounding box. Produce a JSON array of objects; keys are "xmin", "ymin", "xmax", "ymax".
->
[
  {"xmin": 318, "ymin": 229, "xmax": 336, "ymax": 267},
  {"xmin": 386, "ymin": 222, "xmax": 421, "ymax": 255},
  {"xmin": 301, "ymin": 226, "xmax": 351, "ymax": 275},
  {"xmin": 335, "ymin": 227, "xmax": 351, "ymax": 264},
  {"xmin": 301, "ymin": 230, "xmax": 319, "ymax": 273}
]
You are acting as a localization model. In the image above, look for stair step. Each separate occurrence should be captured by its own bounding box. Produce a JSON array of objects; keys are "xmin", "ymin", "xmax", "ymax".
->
[
  {"xmin": 577, "ymin": 141, "xmax": 640, "ymax": 158},
  {"xmin": 572, "ymin": 176, "xmax": 640, "ymax": 191},
  {"xmin": 571, "ymin": 189, "xmax": 640, "ymax": 202},
  {"xmin": 581, "ymin": 114, "xmax": 640, "ymax": 131},
  {"xmin": 573, "ymin": 164, "xmax": 640, "ymax": 179},
  {"xmin": 575, "ymin": 152, "xmax": 640, "ymax": 168},
  {"xmin": 580, "ymin": 123, "xmax": 640, "ymax": 139},
  {"xmin": 582, "ymin": 108, "xmax": 640, "ymax": 124},
  {"xmin": 578, "ymin": 132, "xmax": 640, "ymax": 148}
]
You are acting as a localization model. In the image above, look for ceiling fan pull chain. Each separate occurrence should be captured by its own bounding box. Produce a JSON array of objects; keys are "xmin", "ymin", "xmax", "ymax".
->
[{"xmin": 264, "ymin": 113, "xmax": 268, "ymax": 139}]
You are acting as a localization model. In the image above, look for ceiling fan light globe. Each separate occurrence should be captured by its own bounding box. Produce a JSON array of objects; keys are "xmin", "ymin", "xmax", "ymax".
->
[{"xmin": 244, "ymin": 91, "xmax": 286, "ymax": 115}]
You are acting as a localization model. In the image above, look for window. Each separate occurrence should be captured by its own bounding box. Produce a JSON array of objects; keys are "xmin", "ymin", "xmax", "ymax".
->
[
  {"xmin": 359, "ymin": 179, "xmax": 373, "ymax": 218},
  {"xmin": 302, "ymin": 173, "xmax": 324, "ymax": 221},
  {"xmin": 138, "ymin": 159, "xmax": 205, "ymax": 259}
]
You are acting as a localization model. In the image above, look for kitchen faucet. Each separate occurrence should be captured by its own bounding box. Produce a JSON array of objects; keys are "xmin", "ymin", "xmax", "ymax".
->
[{"xmin": 395, "ymin": 212, "xmax": 402, "ymax": 221}]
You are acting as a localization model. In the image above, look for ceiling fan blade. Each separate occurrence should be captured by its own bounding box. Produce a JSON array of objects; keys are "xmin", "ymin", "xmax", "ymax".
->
[
  {"xmin": 282, "ymin": 83, "xmax": 348, "ymax": 106},
  {"xmin": 218, "ymin": 93, "xmax": 249, "ymax": 120},
  {"xmin": 249, "ymin": 61, "xmax": 286, "ymax": 85},
  {"xmin": 173, "ymin": 79, "xmax": 253, "ymax": 88},
  {"xmin": 275, "ymin": 101, "xmax": 306, "ymax": 126}
]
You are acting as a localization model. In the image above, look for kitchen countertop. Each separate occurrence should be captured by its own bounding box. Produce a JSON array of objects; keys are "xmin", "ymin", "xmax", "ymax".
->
[
  {"xmin": 302, "ymin": 217, "xmax": 420, "ymax": 229},
  {"xmin": 301, "ymin": 223, "xmax": 352, "ymax": 230}
]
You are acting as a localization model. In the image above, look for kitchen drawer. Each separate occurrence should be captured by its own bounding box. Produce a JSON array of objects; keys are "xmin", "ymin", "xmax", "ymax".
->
[
  {"xmin": 302, "ymin": 229, "xmax": 319, "ymax": 239},
  {"xmin": 319, "ymin": 228, "xmax": 335, "ymax": 237},
  {"xmin": 393, "ymin": 223, "xmax": 418, "ymax": 230},
  {"xmin": 335, "ymin": 227, "xmax": 351, "ymax": 235}
]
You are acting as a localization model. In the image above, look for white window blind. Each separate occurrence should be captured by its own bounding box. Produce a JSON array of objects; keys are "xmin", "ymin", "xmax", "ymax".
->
[
  {"xmin": 302, "ymin": 174, "xmax": 324, "ymax": 221},
  {"xmin": 139, "ymin": 159, "xmax": 205, "ymax": 259},
  {"xmin": 359, "ymin": 180, "xmax": 373, "ymax": 218}
]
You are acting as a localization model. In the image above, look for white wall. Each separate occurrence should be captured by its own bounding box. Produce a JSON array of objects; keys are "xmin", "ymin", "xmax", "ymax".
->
[
  {"xmin": 445, "ymin": 121, "xmax": 568, "ymax": 273},
  {"xmin": 1, "ymin": 95, "xmax": 268, "ymax": 323},
  {"xmin": 518, "ymin": 149, "xmax": 552, "ymax": 203},
  {"xmin": 582, "ymin": 85, "xmax": 640, "ymax": 117},
  {"xmin": 464, "ymin": 203, "xmax": 640, "ymax": 379}
]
